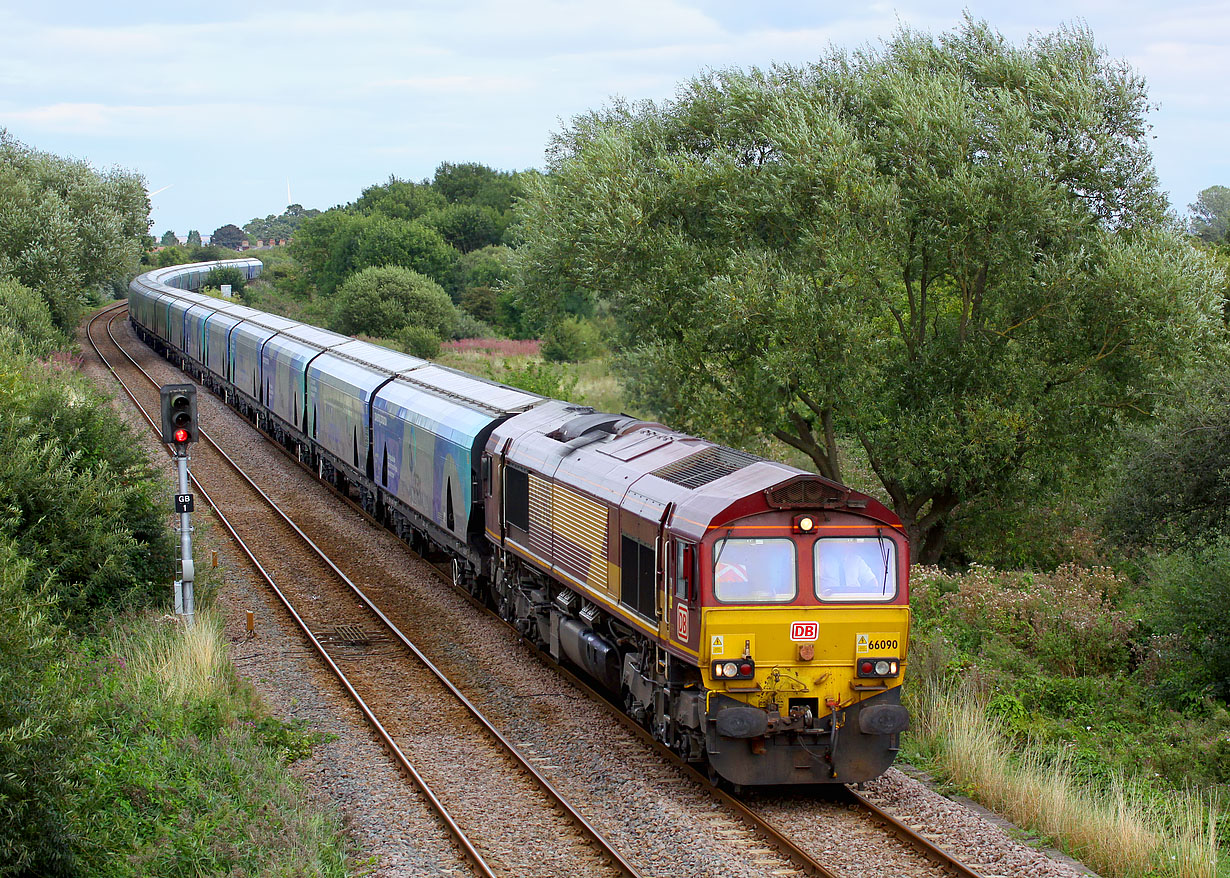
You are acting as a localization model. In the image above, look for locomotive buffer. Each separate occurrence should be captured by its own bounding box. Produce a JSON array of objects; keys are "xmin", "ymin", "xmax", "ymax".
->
[{"xmin": 160, "ymin": 384, "xmax": 199, "ymax": 627}]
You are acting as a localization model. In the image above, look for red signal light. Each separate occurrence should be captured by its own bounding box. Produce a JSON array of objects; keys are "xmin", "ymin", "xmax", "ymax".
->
[
  {"xmin": 860, "ymin": 660, "xmax": 874, "ymax": 675},
  {"xmin": 173, "ymin": 428, "xmax": 189, "ymax": 443}
]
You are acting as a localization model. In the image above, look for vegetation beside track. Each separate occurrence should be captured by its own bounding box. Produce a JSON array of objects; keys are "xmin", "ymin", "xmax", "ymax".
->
[
  {"xmin": 0, "ymin": 307, "xmax": 353, "ymax": 877},
  {"xmin": 0, "ymin": 182, "xmax": 354, "ymax": 876}
]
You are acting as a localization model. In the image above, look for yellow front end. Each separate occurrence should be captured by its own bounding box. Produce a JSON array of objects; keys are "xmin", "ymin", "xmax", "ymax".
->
[{"xmin": 700, "ymin": 605, "xmax": 911, "ymax": 785}]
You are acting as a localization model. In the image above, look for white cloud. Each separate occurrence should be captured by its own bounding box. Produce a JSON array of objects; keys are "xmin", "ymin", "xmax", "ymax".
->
[
  {"xmin": 367, "ymin": 74, "xmax": 534, "ymax": 94},
  {"xmin": 5, "ymin": 101, "xmax": 306, "ymax": 138}
]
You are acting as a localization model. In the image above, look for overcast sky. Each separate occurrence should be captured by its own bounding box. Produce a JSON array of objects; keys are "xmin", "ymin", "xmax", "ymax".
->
[{"xmin": 2, "ymin": 1, "xmax": 1227, "ymax": 236}]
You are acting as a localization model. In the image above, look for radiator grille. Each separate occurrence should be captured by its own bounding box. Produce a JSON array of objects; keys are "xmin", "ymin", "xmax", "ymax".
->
[
  {"xmin": 551, "ymin": 483, "xmax": 608, "ymax": 591},
  {"xmin": 653, "ymin": 446, "xmax": 760, "ymax": 490},
  {"xmin": 764, "ymin": 476, "xmax": 849, "ymax": 508}
]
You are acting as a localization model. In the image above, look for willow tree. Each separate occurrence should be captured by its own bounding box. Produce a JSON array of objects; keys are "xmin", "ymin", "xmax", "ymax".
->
[
  {"xmin": 513, "ymin": 18, "xmax": 1224, "ymax": 563},
  {"xmin": 0, "ymin": 129, "xmax": 149, "ymax": 329}
]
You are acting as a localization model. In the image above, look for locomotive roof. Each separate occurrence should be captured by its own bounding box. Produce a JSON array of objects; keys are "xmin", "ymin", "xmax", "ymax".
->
[{"xmin": 492, "ymin": 407, "xmax": 901, "ymax": 541}]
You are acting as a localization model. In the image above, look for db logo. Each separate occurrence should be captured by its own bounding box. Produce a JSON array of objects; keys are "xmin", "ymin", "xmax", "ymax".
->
[
  {"xmin": 676, "ymin": 604, "xmax": 689, "ymax": 640},
  {"xmin": 790, "ymin": 621, "xmax": 819, "ymax": 642}
]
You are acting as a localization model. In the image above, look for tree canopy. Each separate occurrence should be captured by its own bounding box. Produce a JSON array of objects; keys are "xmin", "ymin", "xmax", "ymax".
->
[
  {"xmin": 289, "ymin": 164, "xmax": 528, "ymax": 335},
  {"xmin": 329, "ymin": 265, "xmax": 457, "ymax": 341},
  {"xmin": 512, "ymin": 18, "xmax": 1226, "ymax": 562},
  {"xmin": 244, "ymin": 203, "xmax": 321, "ymax": 241},
  {"xmin": 0, "ymin": 129, "xmax": 149, "ymax": 329},
  {"xmin": 1188, "ymin": 185, "xmax": 1230, "ymax": 243},
  {"xmin": 210, "ymin": 223, "xmax": 246, "ymax": 249}
]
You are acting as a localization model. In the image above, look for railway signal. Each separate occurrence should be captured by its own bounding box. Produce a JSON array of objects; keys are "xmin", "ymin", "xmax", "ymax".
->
[
  {"xmin": 160, "ymin": 383, "xmax": 197, "ymax": 627},
  {"xmin": 160, "ymin": 383, "xmax": 198, "ymax": 447}
]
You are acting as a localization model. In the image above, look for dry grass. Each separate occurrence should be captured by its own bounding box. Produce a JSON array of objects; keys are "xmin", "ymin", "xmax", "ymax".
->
[
  {"xmin": 910, "ymin": 683, "xmax": 1221, "ymax": 878},
  {"xmin": 121, "ymin": 610, "xmax": 233, "ymax": 705}
]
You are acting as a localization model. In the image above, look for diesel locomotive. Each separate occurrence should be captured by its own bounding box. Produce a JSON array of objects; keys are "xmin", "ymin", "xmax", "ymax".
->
[{"xmin": 130, "ymin": 258, "xmax": 911, "ymax": 786}]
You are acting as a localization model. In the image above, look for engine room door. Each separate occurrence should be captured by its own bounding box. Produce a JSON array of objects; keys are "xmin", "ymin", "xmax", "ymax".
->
[{"xmin": 668, "ymin": 538, "xmax": 700, "ymax": 653}]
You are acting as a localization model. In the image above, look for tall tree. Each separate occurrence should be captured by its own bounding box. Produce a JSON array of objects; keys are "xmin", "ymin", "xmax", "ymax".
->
[
  {"xmin": 186, "ymin": 229, "xmax": 202, "ymax": 247},
  {"xmin": 513, "ymin": 18, "xmax": 1226, "ymax": 562},
  {"xmin": 0, "ymin": 129, "xmax": 149, "ymax": 329},
  {"xmin": 1188, "ymin": 185, "xmax": 1230, "ymax": 243},
  {"xmin": 159, "ymin": 230, "xmax": 178, "ymax": 247},
  {"xmin": 210, "ymin": 223, "xmax": 246, "ymax": 249}
]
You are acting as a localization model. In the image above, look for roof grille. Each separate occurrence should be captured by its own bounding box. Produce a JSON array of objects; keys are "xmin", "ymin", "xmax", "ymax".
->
[{"xmin": 652, "ymin": 446, "xmax": 760, "ymax": 490}]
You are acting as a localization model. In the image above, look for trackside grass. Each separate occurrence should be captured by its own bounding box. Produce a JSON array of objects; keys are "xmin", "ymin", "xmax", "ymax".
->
[
  {"xmin": 907, "ymin": 682, "xmax": 1221, "ymax": 878},
  {"xmin": 66, "ymin": 611, "xmax": 352, "ymax": 877}
]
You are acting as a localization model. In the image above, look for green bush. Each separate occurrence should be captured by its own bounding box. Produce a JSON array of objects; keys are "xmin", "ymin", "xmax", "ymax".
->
[
  {"xmin": 485, "ymin": 360, "xmax": 577, "ymax": 399},
  {"xmin": 1146, "ymin": 538, "xmax": 1230, "ymax": 700},
  {"xmin": 204, "ymin": 265, "xmax": 246, "ymax": 294},
  {"xmin": 459, "ymin": 284, "xmax": 498, "ymax": 322},
  {"xmin": 1104, "ymin": 372, "xmax": 1230, "ymax": 549},
  {"xmin": 910, "ymin": 563, "xmax": 1135, "ymax": 676},
  {"xmin": 396, "ymin": 323, "xmax": 442, "ymax": 358},
  {"xmin": 542, "ymin": 316, "xmax": 604, "ymax": 363},
  {"xmin": 0, "ymin": 277, "xmax": 68, "ymax": 359},
  {"xmin": 331, "ymin": 264, "xmax": 457, "ymax": 340},
  {"xmin": 454, "ymin": 311, "xmax": 496, "ymax": 340},
  {"xmin": 0, "ymin": 538, "xmax": 77, "ymax": 878},
  {"xmin": 0, "ymin": 355, "xmax": 173, "ymax": 628}
]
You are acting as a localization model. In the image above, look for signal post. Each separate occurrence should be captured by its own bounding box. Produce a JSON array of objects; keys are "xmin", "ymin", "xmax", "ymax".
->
[{"xmin": 159, "ymin": 384, "xmax": 198, "ymax": 627}]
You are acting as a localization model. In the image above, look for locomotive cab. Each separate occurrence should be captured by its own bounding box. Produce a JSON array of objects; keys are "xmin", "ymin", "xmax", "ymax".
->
[
  {"xmin": 646, "ymin": 472, "xmax": 909, "ymax": 786},
  {"xmin": 695, "ymin": 506, "xmax": 910, "ymax": 785}
]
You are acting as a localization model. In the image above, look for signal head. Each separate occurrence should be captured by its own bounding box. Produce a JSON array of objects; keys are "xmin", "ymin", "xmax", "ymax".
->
[{"xmin": 159, "ymin": 383, "xmax": 198, "ymax": 446}]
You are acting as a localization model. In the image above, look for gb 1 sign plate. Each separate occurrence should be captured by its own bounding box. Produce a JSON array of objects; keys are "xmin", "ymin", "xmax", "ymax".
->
[{"xmin": 175, "ymin": 493, "xmax": 194, "ymax": 513}]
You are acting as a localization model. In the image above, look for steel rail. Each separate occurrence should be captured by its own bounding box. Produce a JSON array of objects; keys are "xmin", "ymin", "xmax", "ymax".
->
[
  {"xmin": 845, "ymin": 786, "xmax": 986, "ymax": 878},
  {"xmin": 103, "ymin": 306, "xmax": 644, "ymax": 878}
]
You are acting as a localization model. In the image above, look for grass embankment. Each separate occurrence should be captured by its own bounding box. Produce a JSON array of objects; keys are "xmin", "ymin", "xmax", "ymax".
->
[
  {"xmin": 911, "ymin": 683, "xmax": 1218, "ymax": 878},
  {"xmin": 904, "ymin": 564, "xmax": 1228, "ymax": 878},
  {"xmin": 67, "ymin": 612, "xmax": 351, "ymax": 878}
]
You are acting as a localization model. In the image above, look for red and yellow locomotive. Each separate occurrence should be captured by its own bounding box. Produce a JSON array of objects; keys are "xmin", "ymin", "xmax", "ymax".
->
[{"xmin": 484, "ymin": 403, "xmax": 910, "ymax": 786}]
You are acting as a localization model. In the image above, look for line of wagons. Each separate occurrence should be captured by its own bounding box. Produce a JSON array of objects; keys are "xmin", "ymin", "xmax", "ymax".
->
[{"xmin": 129, "ymin": 258, "xmax": 912, "ymax": 787}]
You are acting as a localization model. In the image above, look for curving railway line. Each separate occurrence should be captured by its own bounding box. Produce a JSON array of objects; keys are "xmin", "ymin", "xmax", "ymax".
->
[
  {"xmin": 85, "ymin": 296, "xmax": 1082, "ymax": 878},
  {"xmin": 88, "ymin": 301, "xmax": 640, "ymax": 878}
]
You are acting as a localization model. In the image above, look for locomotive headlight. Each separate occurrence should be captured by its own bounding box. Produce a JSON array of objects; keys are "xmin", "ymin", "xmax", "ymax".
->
[
  {"xmin": 712, "ymin": 659, "xmax": 756, "ymax": 680},
  {"xmin": 792, "ymin": 514, "xmax": 817, "ymax": 534},
  {"xmin": 873, "ymin": 660, "xmax": 891, "ymax": 676}
]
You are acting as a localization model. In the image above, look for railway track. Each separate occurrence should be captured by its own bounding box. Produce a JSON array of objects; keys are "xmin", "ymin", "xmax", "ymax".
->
[
  {"xmin": 450, "ymin": 579, "xmax": 990, "ymax": 878},
  {"xmin": 88, "ymin": 302, "xmax": 641, "ymax": 878},
  {"xmin": 88, "ymin": 300, "xmax": 1004, "ymax": 878}
]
